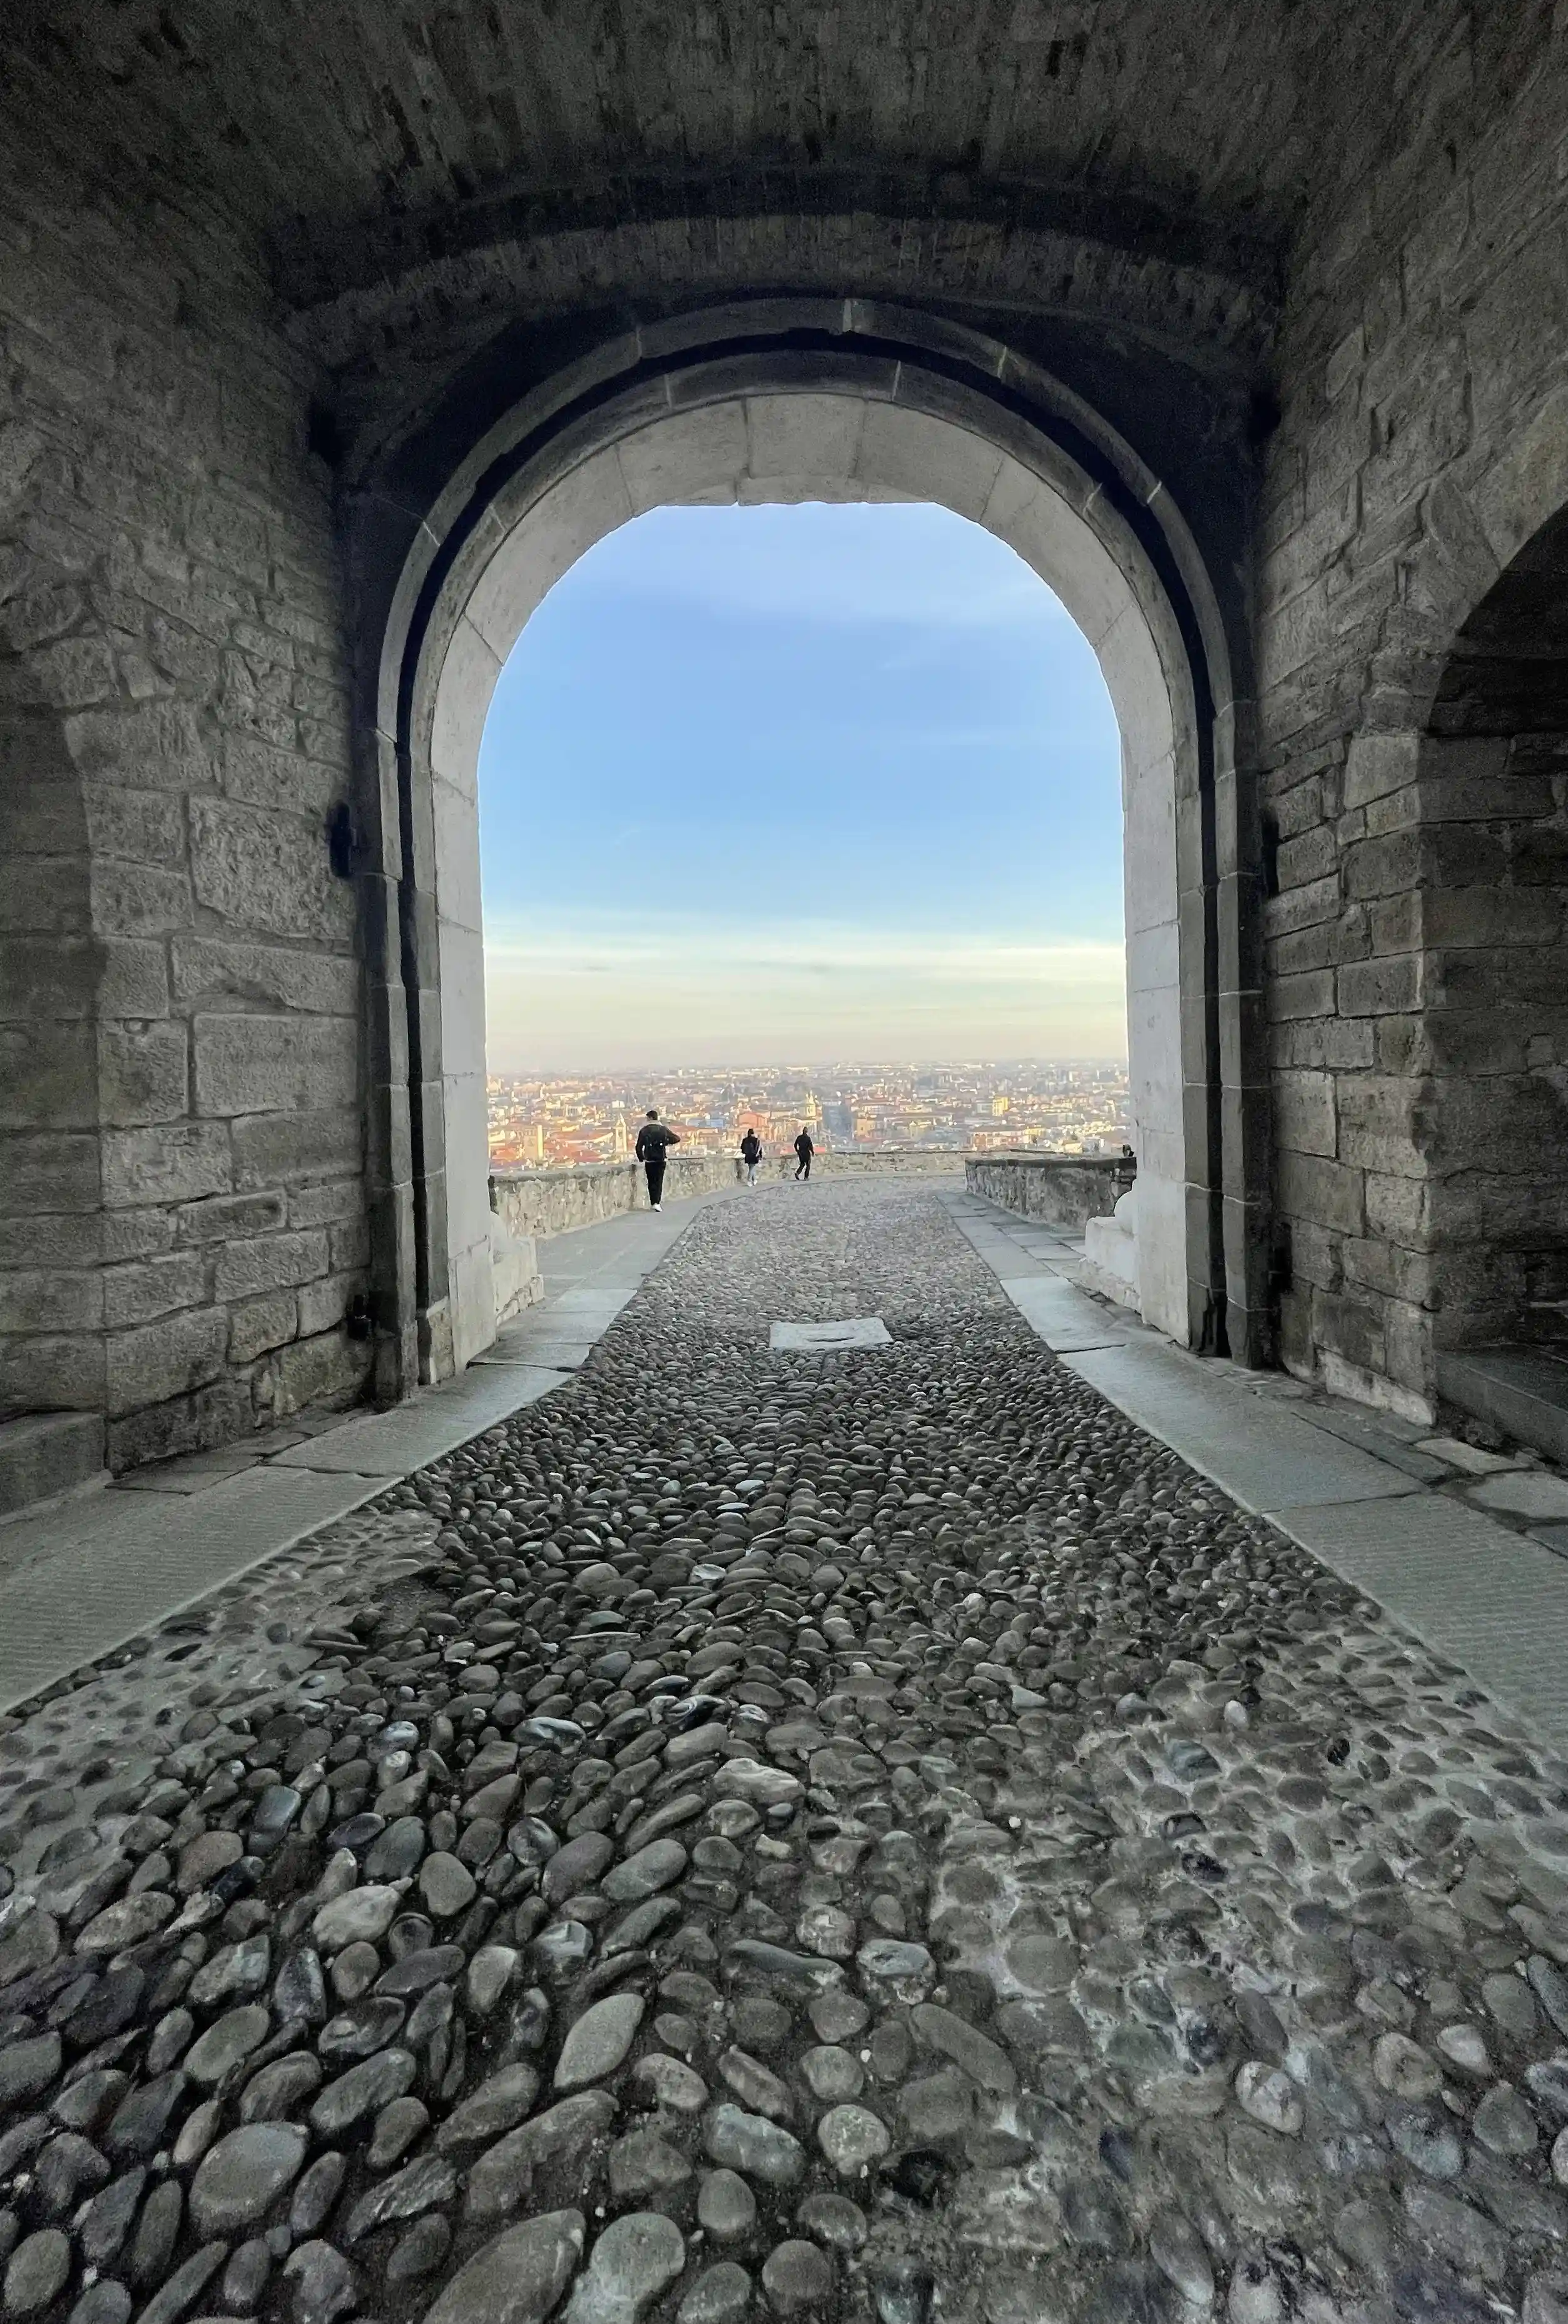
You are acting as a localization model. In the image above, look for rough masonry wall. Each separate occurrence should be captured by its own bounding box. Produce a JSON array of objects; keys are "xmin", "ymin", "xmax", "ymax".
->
[
  {"xmin": 1256, "ymin": 12, "xmax": 1568, "ymax": 1419},
  {"xmin": 0, "ymin": 132, "xmax": 370, "ymax": 1467},
  {"xmin": 1419, "ymin": 519, "xmax": 1568, "ymax": 1357}
]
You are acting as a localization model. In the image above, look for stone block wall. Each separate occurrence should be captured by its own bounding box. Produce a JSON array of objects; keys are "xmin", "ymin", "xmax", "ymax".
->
[
  {"xmin": 492, "ymin": 1157, "xmax": 744, "ymax": 1242},
  {"xmin": 0, "ymin": 132, "xmax": 371, "ymax": 1468},
  {"xmin": 793, "ymin": 1152, "xmax": 970, "ymax": 1179},
  {"xmin": 1257, "ymin": 12, "xmax": 1568, "ymax": 1420},
  {"xmin": 964, "ymin": 1155, "xmax": 1129, "ymax": 1232}
]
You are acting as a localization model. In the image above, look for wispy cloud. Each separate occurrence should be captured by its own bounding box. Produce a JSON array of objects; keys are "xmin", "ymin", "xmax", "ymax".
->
[
  {"xmin": 568, "ymin": 503, "xmax": 1075, "ymax": 634},
  {"xmin": 487, "ymin": 910, "xmax": 1122, "ymax": 983},
  {"xmin": 483, "ymin": 912, "xmax": 1127, "ymax": 1071}
]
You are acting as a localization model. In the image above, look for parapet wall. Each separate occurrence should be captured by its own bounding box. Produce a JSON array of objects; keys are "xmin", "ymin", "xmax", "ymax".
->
[
  {"xmin": 964, "ymin": 1154, "xmax": 1129, "ymax": 1232},
  {"xmin": 492, "ymin": 1156, "xmax": 741, "ymax": 1240},
  {"xmin": 492, "ymin": 1149, "xmax": 969, "ymax": 1241}
]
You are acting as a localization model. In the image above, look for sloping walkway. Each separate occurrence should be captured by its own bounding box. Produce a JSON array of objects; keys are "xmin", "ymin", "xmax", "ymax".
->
[
  {"xmin": 944, "ymin": 1189, "xmax": 1568, "ymax": 1753},
  {"xmin": 0, "ymin": 1188, "xmax": 732, "ymax": 1713},
  {"xmin": 1, "ymin": 1179, "xmax": 1566, "ymax": 2324}
]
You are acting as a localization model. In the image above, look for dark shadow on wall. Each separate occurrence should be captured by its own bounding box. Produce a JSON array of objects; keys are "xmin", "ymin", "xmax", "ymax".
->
[
  {"xmin": 0, "ymin": 666, "xmax": 106, "ymax": 1419},
  {"xmin": 1424, "ymin": 503, "xmax": 1568, "ymax": 1356}
]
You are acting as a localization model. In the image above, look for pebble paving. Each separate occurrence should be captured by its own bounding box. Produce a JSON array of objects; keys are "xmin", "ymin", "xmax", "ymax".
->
[{"xmin": 2, "ymin": 1182, "xmax": 1568, "ymax": 2324}]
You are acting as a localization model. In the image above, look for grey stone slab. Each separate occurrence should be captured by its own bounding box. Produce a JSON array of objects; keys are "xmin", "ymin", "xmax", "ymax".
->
[
  {"xmin": 290, "ymin": 1409, "xmax": 370, "ymax": 1439},
  {"xmin": 268, "ymin": 1364, "xmax": 567, "ymax": 1473},
  {"xmin": 0, "ymin": 1412, "xmax": 105, "ymax": 1518},
  {"xmin": 1313, "ymin": 1399, "xmax": 1430, "ymax": 1444},
  {"xmin": 529, "ymin": 1312, "xmax": 630, "ymax": 1347},
  {"xmin": 1532, "ymin": 1524, "xmax": 1568, "ymax": 1559},
  {"xmin": 111, "ymin": 1432, "xmax": 310, "ymax": 1492},
  {"xmin": 1416, "ymin": 1435, "xmax": 1520, "ymax": 1475},
  {"xmin": 1466, "ymin": 1469, "xmax": 1568, "ymax": 1522},
  {"xmin": 961, "ymin": 1237, "xmax": 1048, "ymax": 1274},
  {"xmin": 0, "ymin": 1466, "xmax": 387, "ymax": 1714},
  {"xmin": 539, "ymin": 1265, "xmax": 632, "ymax": 1293},
  {"xmin": 771, "ymin": 1318, "xmax": 892, "ymax": 1352},
  {"xmin": 1437, "ymin": 1346, "xmax": 1568, "ymax": 1466},
  {"xmin": 1061, "ymin": 1340, "xmax": 1424, "ymax": 1516},
  {"xmin": 1236, "ymin": 1372, "xmax": 1316, "ymax": 1400},
  {"xmin": 998, "ymin": 1274, "xmax": 1131, "ymax": 1352},
  {"xmin": 546, "ymin": 1289, "xmax": 637, "ymax": 1318},
  {"xmin": 1289, "ymin": 1404, "xmax": 1454, "ymax": 1483},
  {"xmin": 474, "ymin": 1338, "xmax": 596, "ymax": 1369},
  {"xmin": 1278, "ymin": 1494, "xmax": 1568, "ymax": 1753}
]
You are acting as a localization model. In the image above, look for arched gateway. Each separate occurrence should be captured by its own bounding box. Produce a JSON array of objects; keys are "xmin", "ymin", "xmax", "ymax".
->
[{"xmin": 363, "ymin": 304, "xmax": 1266, "ymax": 1393}]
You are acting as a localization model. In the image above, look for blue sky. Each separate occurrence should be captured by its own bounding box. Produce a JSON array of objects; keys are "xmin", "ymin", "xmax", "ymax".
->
[{"xmin": 477, "ymin": 501, "xmax": 1126, "ymax": 1069}]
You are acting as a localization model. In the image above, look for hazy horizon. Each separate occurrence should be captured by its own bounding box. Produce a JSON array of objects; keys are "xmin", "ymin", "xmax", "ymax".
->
[
  {"xmin": 487, "ymin": 1049, "xmax": 1129, "ymax": 1079},
  {"xmin": 477, "ymin": 502, "xmax": 1126, "ymax": 1070}
]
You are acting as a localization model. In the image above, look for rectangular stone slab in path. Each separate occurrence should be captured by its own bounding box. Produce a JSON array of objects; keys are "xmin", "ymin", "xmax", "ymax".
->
[{"xmin": 770, "ymin": 1318, "xmax": 893, "ymax": 1352}]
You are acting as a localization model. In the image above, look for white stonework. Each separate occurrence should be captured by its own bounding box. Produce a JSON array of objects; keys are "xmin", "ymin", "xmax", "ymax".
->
[{"xmin": 426, "ymin": 392, "xmax": 1201, "ymax": 1371}]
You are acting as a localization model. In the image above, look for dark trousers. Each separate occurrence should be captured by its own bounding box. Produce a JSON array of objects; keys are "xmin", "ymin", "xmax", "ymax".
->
[
  {"xmin": 645, "ymin": 1160, "xmax": 666, "ymax": 1206},
  {"xmin": 795, "ymin": 1154, "xmax": 811, "ymax": 1179}
]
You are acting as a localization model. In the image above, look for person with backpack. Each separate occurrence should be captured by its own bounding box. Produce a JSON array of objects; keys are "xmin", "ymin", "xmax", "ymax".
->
[
  {"xmin": 739, "ymin": 1129, "xmax": 762, "ymax": 1187},
  {"xmin": 793, "ymin": 1126, "xmax": 814, "ymax": 1182},
  {"xmin": 634, "ymin": 1109, "xmax": 680, "ymax": 1211}
]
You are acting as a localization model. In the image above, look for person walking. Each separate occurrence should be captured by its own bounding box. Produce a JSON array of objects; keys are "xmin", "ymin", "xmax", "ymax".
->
[
  {"xmin": 739, "ymin": 1129, "xmax": 762, "ymax": 1187},
  {"xmin": 635, "ymin": 1109, "xmax": 679, "ymax": 1212},
  {"xmin": 793, "ymin": 1125, "xmax": 814, "ymax": 1182}
]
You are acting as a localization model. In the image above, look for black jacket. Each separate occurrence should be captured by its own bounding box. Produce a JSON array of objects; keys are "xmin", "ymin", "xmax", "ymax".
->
[
  {"xmin": 739, "ymin": 1134, "xmax": 762, "ymax": 1162},
  {"xmin": 635, "ymin": 1124, "xmax": 679, "ymax": 1163},
  {"xmin": 794, "ymin": 1132, "xmax": 814, "ymax": 1157}
]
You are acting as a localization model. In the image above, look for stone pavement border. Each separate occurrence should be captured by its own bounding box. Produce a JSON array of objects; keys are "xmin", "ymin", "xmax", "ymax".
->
[
  {"xmin": 0, "ymin": 1187, "xmax": 729, "ymax": 1715},
  {"xmin": 946, "ymin": 1187, "xmax": 1568, "ymax": 1755},
  {"xmin": 0, "ymin": 1467, "xmax": 389, "ymax": 1717}
]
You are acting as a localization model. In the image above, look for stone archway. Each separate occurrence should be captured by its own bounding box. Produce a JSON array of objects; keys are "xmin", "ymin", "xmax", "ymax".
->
[{"xmin": 368, "ymin": 306, "xmax": 1258, "ymax": 1387}]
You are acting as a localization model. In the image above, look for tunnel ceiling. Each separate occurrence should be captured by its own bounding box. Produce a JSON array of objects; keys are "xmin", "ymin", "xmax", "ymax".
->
[
  {"xmin": 5, "ymin": 0, "xmax": 1552, "ymax": 501},
  {"xmin": 4, "ymin": 0, "xmax": 1541, "ymax": 344}
]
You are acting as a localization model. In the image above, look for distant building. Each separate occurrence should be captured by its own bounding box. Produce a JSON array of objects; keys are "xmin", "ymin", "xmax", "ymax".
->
[{"xmin": 494, "ymin": 1122, "xmax": 546, "ymax": 1165}]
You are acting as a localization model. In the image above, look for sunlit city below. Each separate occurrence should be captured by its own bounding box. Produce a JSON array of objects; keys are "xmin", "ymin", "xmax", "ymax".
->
[{"xmin": 487, "ymin": 1060, "xmax": 1131, "ymax": 1170}]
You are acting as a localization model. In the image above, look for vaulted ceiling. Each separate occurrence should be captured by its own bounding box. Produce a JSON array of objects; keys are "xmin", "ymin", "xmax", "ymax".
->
[
  {"xmin": 7, "ymin": 2, "xmax": 1546, "ymax": 312},
  {"xmin": 4, "ymin": 0, "xmax": 1553, "ymax": 472}
]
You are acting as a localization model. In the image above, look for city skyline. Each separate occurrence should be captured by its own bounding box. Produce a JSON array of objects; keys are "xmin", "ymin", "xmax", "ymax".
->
[
  {"xmin": 489, "ymin": 1057, "xmax": 1131, "ymax": 1172},
  {"xmin": 477, "ymin": 499, "xmax": 1126, "ymax": 1069}
]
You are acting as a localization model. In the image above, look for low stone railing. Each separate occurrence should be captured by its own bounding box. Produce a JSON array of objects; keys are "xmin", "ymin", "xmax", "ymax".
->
[
  {"xmin": 491, "ymin": 1155, "xmax": 739, "ymax": 1239},
  {"xmin": 491, "ymin": 1148, "xmax": 971, "ymax": 1240},
  {"xmin": 794, "ymin": 1151, "xmax": 969, "ymax": 1179},
  {"xmin": 964, "ymin": 1151, "xmax": 1131, "ymax": 1231}
]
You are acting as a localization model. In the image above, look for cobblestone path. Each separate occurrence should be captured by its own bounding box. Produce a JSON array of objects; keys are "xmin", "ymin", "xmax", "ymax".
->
[{"xmin": 2, "ymin": 1185, "xmax": 1568, "ymax": 2324}]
